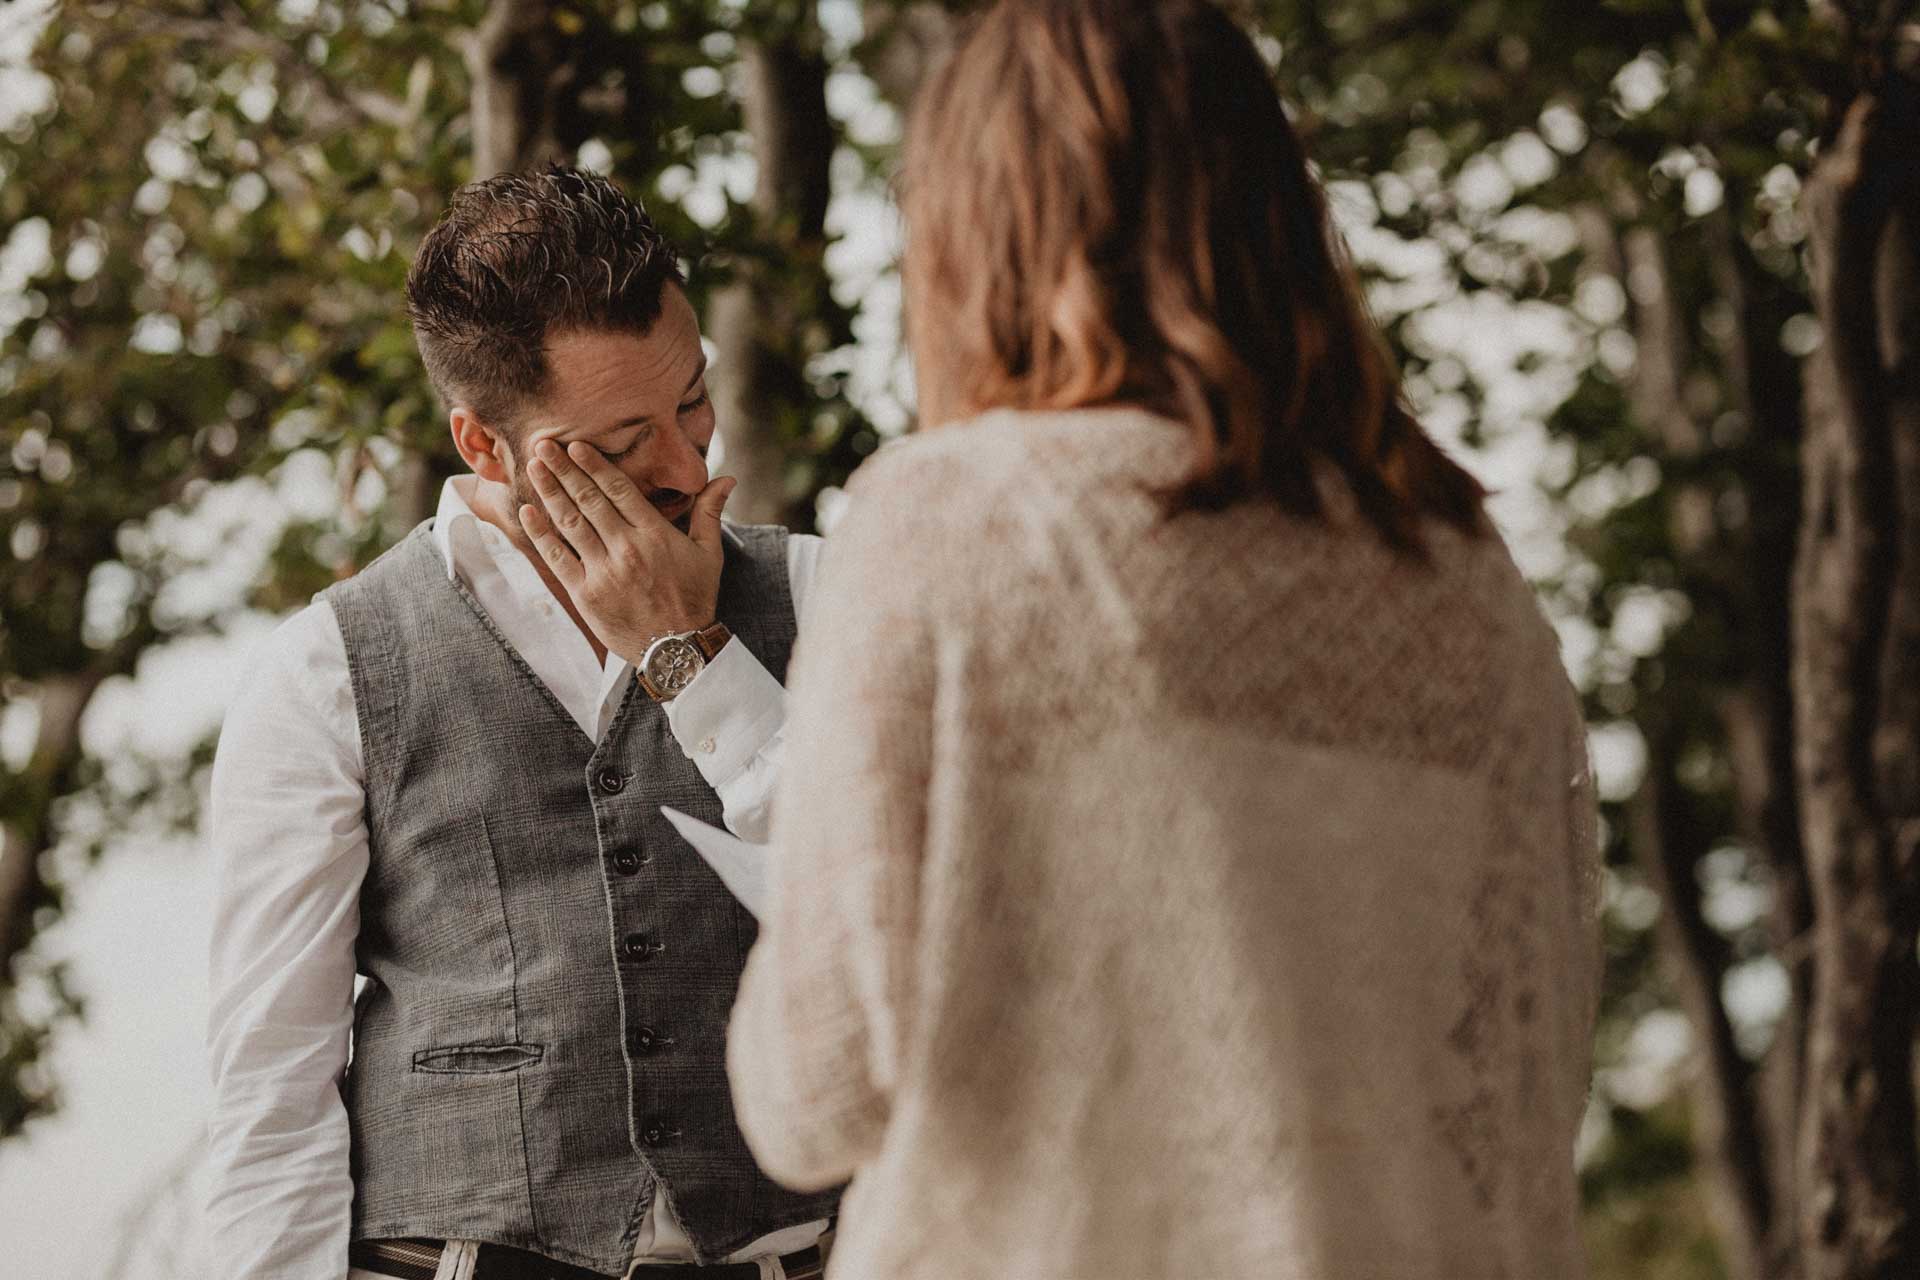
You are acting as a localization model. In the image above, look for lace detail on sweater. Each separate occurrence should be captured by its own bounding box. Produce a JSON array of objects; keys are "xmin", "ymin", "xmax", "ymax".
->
[{"xmin": 730, "ymin": 407, "xmax": 1603, "ymax": 1280}]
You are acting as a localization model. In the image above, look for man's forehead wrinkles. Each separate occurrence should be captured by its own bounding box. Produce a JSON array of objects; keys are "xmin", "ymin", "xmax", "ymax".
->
[
  {"xmin": 591, "ymin": 360, "xmax": 705, "ymax": 425},
  {"xmin": 530, "ymin": 314, "xmax": 707, "ymax": 442},
  {"xmin": 575, "ymin": 342, "xmax": 692, "ymax": 400}
]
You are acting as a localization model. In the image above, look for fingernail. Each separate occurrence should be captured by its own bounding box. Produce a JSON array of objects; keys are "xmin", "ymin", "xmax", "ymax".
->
[
  {"xmin": 567, "ymin": 441, "xmax": 591, "ymax": 460},
  {"xmin": 536, "ymin": 439, "xmax": 559, "ymax": 459}
]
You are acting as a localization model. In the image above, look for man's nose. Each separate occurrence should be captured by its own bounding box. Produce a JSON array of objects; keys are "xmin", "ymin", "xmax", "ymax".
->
[{"xmin": 655, "ymin": 421, "xmax": 710, "ymax": 494}]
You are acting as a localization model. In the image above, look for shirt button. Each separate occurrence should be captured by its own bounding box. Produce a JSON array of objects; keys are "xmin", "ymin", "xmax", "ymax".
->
[
  {"xmin": 622, "ymin": 931, "xmax": 659, "ymax": 962},
  {"xmin": 612, "ymin": 850, "xmax": 643, "ymax": 876},
  {"xmin": 597, "ymin": 769, "xmax": 627, "ymax": 795},
  {"xmin": 699, "ymin": 737, "xmax": 716, "ymax": 755}
]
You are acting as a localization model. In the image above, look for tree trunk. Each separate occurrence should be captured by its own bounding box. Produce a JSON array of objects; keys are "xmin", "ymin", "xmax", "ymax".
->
[
  {"xmin": 708, "ymin": 1, "xmax": 954, "ymax": 524},
  {"xmin": 0, "ymin": 675, "xmax": 94, "ymax": 962},
  {"xmin": 1629, "ymin": 737, "xmax": 1779, "ymax": 1280},
  {"xmin": 1708, "ymin": 201, "xmax": 1814, "ymax": 1276},
  {"xmin": 1791, "ymin": 72, "xmax": 1920, "ymax": 1280},
  {"xmin": 709, "ymin": 9, "xmax": 836, "ymax": 527},
  {"xmin": 383, "ymin": 0, "xmax": 581, "ymax": 537},
  {"xmin": 387, "ymin": 449, "xmax": 462, "ymax": 539},
  {"xmin": 466, "ymin": 0, "xmax": 572, "ymax": 179},
  {"xmin": 0, "ymin": 672, "xmax": 100, "ymax": 1132},
  {"xmin": 860, "ymin": 1, "xmax": 959, "ymax": 113},
  {"xmin": 1596, "ymin": 204, "xmax": 1789, "ymax": 1277}
]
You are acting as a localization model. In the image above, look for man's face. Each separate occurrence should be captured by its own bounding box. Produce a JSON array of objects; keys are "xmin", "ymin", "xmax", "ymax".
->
[{"xmin": 506, "ymin": 284, "xmax": 716, "ymax": 534}]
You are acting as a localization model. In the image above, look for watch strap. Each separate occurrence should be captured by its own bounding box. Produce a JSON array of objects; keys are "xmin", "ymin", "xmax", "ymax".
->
[{"xmin": 692, "ymin": 621, "xmax": 732, "ymax": 661}]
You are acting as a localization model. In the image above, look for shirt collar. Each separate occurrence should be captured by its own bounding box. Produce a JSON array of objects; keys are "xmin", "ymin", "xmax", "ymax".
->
[
  {"xmin": 431, "ymin": 476, "xmax": 485, "ymax": 582},
  {"xmin": 431, "ymin": 477, "xmax": 571, "ymax": 624}
]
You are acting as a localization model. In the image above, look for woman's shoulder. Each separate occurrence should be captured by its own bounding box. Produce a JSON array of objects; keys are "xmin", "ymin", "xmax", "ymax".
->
[
  {"xmin": 849, "ymin": 406, "xmax": 1188, "ymax": 496},
  {"xmin": 821, "ymin": 408, "xmax": 1183, "ymax": 613}
]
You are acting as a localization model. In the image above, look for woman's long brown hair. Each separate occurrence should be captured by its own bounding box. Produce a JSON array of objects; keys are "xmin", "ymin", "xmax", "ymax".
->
[{"xmin": 901, "ymin": 0, "xmax": 1485, "ymax": 551}]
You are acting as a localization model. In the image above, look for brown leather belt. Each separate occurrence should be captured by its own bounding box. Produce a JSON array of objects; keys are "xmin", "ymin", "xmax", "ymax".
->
[{"xmin": 349, "ymin": 1237, "xmax": 826, "ymax": 1280}]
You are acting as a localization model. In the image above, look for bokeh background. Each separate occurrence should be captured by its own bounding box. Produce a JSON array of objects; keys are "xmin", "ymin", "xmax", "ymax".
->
[{"xmin": 2, "ymin": 3, "xmax": 1918, "ymax": 1278}]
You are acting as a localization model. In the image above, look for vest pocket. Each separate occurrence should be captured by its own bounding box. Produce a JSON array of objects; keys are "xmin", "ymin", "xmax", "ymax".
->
[{"xmin": 411, "ymin": 1042, "xmax": 545, "ymax": 1074}]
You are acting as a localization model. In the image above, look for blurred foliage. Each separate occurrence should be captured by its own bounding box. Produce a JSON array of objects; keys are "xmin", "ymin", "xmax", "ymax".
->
[
  {"xmin": 0, "ymin": 0, "xmax": 475, "ymax": 1133},
  {"xmin": 1583, "ymin": 1099, "xmax": 1731, "ymax": 1280}
]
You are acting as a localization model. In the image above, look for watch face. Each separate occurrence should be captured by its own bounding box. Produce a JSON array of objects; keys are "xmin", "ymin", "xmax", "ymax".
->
[{"xmin": 645, "ymin": 636, "xmax": 703, "ymax": 697}]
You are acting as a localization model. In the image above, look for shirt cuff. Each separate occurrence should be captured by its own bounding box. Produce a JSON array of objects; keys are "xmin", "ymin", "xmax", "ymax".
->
[{"xmin": 663, "ymin": 638, "xmax": 787, "ymax": 790}]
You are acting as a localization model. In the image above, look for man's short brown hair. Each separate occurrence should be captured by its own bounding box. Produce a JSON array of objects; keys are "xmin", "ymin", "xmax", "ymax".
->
[{"xmin": 406, "ymin": 164, "xmax": 685, "ymax": 431}]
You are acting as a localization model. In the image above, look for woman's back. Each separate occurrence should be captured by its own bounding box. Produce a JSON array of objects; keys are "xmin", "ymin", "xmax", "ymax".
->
[
  {"xmin": 801, "ymin": 405, "xmax": 1599, "ymax": 1280},
  {"xmin": 727, "ymin": 5, "xmax": 1599, "ymax": 1270}
]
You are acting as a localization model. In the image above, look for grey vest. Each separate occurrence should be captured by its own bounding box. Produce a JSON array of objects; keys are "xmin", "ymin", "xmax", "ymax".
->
[{"xmin": 324, "ymin": 519, "xmax": 840, "ymax": 1275}]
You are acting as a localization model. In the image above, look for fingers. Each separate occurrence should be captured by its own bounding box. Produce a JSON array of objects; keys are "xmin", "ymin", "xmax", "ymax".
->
[
  {"xmin": 687, "ymin": 475, "xmax": 737, "ymax": 555},
  {"xmin": 518, "ymin": 500, "xmax": 586, "ymax": 589},
  {"xmin": 522, "ymin": 460, "xmax": 602, "ymax": 560},
  {"xmin": 533, "ymin": 440, "xmax": 627, "ymax": 545},
  {"xmin": 560, "ymin": 440, "xmax": 655, "ymax": 528},
  {"xmin": 526, "ymin": 457, "xmax": 608, "ymax": 562}
]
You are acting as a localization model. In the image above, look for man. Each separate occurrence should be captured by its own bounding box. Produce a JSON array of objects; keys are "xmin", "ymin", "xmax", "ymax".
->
[{"xmin": 206, "ymin": 166, "xmax": 839, "ymax": 1280}]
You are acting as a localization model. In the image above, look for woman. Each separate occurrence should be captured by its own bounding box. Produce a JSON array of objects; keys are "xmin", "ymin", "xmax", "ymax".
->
[{"xmin": 727, "ymin": 2, "xmax": 1601, "ymax": 1276}]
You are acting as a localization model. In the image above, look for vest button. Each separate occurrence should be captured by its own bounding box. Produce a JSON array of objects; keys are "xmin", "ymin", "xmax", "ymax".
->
[
  {"xmin": 622, "ymin": 931, "xmax": 659, "ymax": 962},
  {"xmin": 641, "ymin": 1121, "xmax": 678, "ymax": 1147},
  {"xmin": 629, "ymin": 1025, "xmax": 660, "ymax": 1054},
  {"xmin": 597, "ymin": 769, "xmax": 627, "ymax": 795},
  {"xmin": 613, "ymin": 850, "xmax": 642, "ymax": 876}
]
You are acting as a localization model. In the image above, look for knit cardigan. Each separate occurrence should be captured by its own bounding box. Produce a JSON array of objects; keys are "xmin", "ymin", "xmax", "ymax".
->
[{"xmin": 728, "ymin": 407, "xmax": 1601, "ymax": 1280}]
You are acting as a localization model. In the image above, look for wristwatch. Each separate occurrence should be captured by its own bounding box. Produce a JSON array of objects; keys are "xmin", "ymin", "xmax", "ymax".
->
[{"xmin": 637, "ymin": 622, "xmax": 733, "ymax": 702}]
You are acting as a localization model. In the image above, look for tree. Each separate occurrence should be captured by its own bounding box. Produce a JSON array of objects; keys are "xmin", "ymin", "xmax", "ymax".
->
[
  {"xmin": 0, "ymin": 0, "xmax": 882, "ymax": 1138},
  {"xmin": 0, "ymin": 0, "xmax": 471, "ymax": 1132},
  {"xmin": 1789, "ymin": 22, "xmax": 1920, "ymax": 1275},
  {"xmin": 705, "ymin": 2, "xmax": 838, "ymax": 526},
  {"xmin": 1250, "ymin": 1, "xmax": 1919, "ymax": 1274}
]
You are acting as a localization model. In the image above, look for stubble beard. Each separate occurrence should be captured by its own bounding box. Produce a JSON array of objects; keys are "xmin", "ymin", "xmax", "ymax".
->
[{"xmin": 504, "ymin": 464, "xmax": 540, "ymax": 539}]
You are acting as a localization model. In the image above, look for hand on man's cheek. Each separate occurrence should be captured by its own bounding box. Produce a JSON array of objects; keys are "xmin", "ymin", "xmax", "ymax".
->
[{"xmin": 516, "ymin": 439, "xmax": 737, "ymax": 662}]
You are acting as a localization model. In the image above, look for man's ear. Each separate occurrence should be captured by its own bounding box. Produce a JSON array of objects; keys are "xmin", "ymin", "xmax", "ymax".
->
[{"xmin": 449, "ymin": 408, "xmax": 513, "ymax": 485}]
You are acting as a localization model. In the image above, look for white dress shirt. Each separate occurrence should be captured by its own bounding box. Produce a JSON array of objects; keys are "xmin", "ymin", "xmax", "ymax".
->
[{"xmin": 206, "ymin": 477, "xmax": 824, "ymax": 1280}]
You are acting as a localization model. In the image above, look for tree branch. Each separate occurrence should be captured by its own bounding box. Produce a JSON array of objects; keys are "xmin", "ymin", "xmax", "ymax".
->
[
  {"xmin": 1630, "ymin": 732, "xmax": 1780, "ymax": 1280},
  {"xmin": 116, "ymin": 13, "xmax": 413, "ymax": 131}
]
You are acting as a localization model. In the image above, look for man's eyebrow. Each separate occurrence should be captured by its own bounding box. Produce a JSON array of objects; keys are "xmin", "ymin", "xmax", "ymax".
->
[{"xmin": 601, "ymin": 357, "xmax": 710, "ymax": 433}]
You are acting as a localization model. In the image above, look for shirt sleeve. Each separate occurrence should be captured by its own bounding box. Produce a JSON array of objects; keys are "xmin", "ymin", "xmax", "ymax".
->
[
  {"xmin": 727, "ymin": 475, "xmax": 934, "ymax": 1190},
  {"xmin": 663, "ymin": 533, "xmax": 824, "ymax": 843},
  {"xmin": 205, "ymin": 601, "xmax": 367, "ymax": 1280}
]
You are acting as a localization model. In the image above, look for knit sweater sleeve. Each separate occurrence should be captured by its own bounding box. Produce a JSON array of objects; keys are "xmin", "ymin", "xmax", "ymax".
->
[{"xmin": 727, "ymin": 442, "xmax": 943, "ymax": 1191}]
